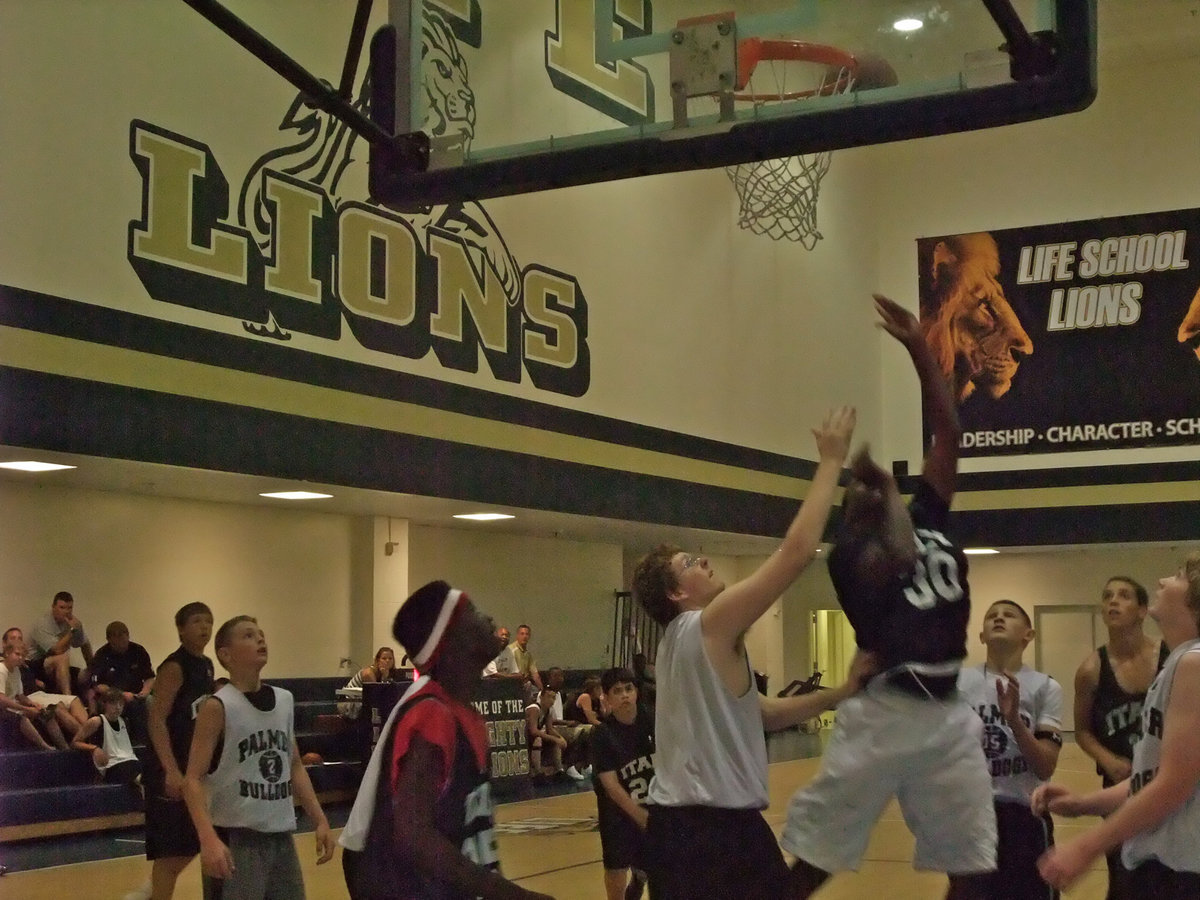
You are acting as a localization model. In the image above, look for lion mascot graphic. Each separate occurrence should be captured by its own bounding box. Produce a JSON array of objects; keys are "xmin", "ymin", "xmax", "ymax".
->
[
  {"xmin": 237, "ymin": 6, "xmax": 520, "ymax": 340},
  {"xmin": 918, "ymin": 232, "xmax": 1034, "ymax": 403},
  {"xmin": 1176, "ymin": 283, "xmax": 1200, "ymax": 359}
]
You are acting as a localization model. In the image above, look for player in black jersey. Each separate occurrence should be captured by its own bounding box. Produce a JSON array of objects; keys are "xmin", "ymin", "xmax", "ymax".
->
[
  {"xmin": 593, "ymin": 667, "xmax": 656, "ymax": 900},
  {"xmin": 139, "ymin": 602, "xmax": 215, "ymax": 900},
  {"xmin": 339, "ymin": 581, "xmax": 554, "ymax": 900},
  {"xmin": 1071, "ymin": 575, "xmax": 1168, "ymax": 900},
  {"xmin": 783, "ymin": 295, "xmax": 996, "ymax": 900}
]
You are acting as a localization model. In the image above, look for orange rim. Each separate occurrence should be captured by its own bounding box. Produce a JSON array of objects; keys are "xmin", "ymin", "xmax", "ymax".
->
[{"xmin": 734, "ymin": 39, "xmax": 858, "ymax": 101}]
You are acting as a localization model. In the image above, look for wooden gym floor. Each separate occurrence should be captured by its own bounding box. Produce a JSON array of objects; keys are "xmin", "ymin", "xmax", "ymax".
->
[{"xmin": 1, "ymin": 742, "xmax": 1109, "ymax": 899}]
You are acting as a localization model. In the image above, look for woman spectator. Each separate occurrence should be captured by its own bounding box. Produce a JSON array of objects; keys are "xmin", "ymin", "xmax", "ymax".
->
[
  {"xmin": 339, "ymin": 647, "xmax": 398, "ymax": 720},
  {"xmin": 569, "ymin": 676, "xmax": 604, "ymax": 726}
]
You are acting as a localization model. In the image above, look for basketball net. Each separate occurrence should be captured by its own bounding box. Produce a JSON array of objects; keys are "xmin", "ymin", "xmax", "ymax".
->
[{"xmin": 724, "ymin": 50, "xmax": 856, "ymax": 249}]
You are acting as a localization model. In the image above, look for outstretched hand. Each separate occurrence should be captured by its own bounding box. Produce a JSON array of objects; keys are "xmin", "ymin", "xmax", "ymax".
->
[
  {"xmin": 873, "ymin": 294, "xmax": 922, "ymax": 348},
  {"xmin": 812, "ymin": 406, "xmax": 856, "ymax": 464}
]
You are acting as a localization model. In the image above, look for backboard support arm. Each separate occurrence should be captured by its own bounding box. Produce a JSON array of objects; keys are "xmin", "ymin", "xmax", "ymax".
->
[
  {"xmin": 178, "ymin": 0, "xmax": 428, "ymax": 171},
  {"xmin": 980, "ymin": 0, "xmax": 1058, "ymax": 79}
]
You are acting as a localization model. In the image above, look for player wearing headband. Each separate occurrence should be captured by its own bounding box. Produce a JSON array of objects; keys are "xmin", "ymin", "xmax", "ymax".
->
[{"xmin": 340, "ymin": 581, "xmax": 554, "ymax": 900}]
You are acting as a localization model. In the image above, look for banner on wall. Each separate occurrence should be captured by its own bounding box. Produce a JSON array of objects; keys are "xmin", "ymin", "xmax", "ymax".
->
[{"xmin": 916, "ymin": 208, "xmax": 1200, "ymax": 457}]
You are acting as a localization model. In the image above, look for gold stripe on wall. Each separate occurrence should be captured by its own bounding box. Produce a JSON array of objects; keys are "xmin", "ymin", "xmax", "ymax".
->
[
  {"xmin": 1, "ymin": 324, "xmax": 808, "ymax": 498},
  {"xmin": 953, "ymin": 480, "xmax": 1200, "ymax": 512}
]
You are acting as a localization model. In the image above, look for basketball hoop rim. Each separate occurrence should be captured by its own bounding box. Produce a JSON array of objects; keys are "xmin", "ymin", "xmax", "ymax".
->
[{"xmin": 734, "ymin": 39, "xmax": 859, "ymax": 102}]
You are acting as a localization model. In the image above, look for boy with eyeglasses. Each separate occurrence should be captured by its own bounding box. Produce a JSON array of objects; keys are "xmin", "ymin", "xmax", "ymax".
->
[{"xmin": 632, "ymin": 402, "xmax": 872, "ymax": 900}]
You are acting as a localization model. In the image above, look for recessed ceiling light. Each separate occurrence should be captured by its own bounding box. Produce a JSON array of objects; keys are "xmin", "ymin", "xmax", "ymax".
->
[
  {"xmin": 259, "ymin": 491, "xmax": 333, "ymax": 500},
  {"xmin": 894, "ymin": 17, "xmax": 923, "ymax": 32},
  {"xmin": 453, "ymin": 513, "xmax": 515, "ymax": 521},
  {"xmin": 0, "ymin": 461, "xmax": 77, "ymax": 472},
  {"xmin": 963, "ymin": 547, "xmax": 999, "ymax": 555}
]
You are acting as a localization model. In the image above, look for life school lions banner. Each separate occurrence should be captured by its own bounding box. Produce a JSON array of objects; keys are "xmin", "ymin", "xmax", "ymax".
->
[{"xmin": 916, "ymin": 209, "xmax": 1200, "ymax": 458}]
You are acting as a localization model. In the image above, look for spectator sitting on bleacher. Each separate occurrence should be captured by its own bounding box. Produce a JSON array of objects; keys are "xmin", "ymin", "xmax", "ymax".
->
[
  {"xmin": 482, "ymin": 626, "xmax": 519, "ymax": 679},
  {"xmin": 2, "ymin": 626, "xmax": 87, "ymax": 740},
  {"xmin": 88, "ymin": 621, "xmax": 154, "ymax": 741},
  {"xmin": 72, "ymin": 690, "xmax": 143, "ymax": 786},
  {"xmin": 526, "ymin": 687, "xmax": 568, "ymax": 781},
  {"xmin": 28, "ymin": 590, "xmax": 93, "ymax": 695},
  {"xmin": 511, "ymin": 624, "xmax": 543, "ymax": 694},
  {"xmin": 569, "ymin": 676, "xmax": 605, "ymax": 726},
  {"xmin": 338, "ymin": 647, "xmax": 398, "ymax": 720},
  {"xmin": 545, "ymin": 668, "xmax": 594, "ymax": 780},
  {"xmin": 0, "ymin": 632, "xmax": 70, "ymax": 750}
]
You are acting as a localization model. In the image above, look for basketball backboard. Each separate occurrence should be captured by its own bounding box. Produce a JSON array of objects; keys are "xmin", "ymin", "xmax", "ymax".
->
[{"xmin": 367, "ymin": 0, "xmax": 1096, "ymax": 207}]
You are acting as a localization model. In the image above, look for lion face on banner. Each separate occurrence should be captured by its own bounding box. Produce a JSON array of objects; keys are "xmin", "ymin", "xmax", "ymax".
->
[
  {"xmin": 422, "ymin": 10, "xmax": 475, "ymax": 145},
  {"xmin": 1177, "ymin": 284, "xmax": 1200, "ymax": 360},
  {"xmin": 921, "ymin": 232, "xmax": 1034, "ymax": 402}
]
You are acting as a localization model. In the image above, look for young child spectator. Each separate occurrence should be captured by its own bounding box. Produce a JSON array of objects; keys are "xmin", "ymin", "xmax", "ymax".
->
[
  {"xmin": 73, "ymin": 690, "xmax": 144, "ymax": 786},
  {"xmin": 0, "ymin": 636, "xmax": 70, "ymax": 750},
  {"xmin": 134, "ymin": 602, "xmax": 215, "ymax": 900},
  {"xmin": 958, "ymin": 600, "xmax": 1063, "ymax": 900},
  {"xmin": 339, "ymin": 580, "xmax": 554, "ymax": 900},
  {"xmin": 88, "ymin": 621, "xmax": 154, "ymax": 740},
  {"xmin": 3, "ymin": 626, "xmax": 87, "ymax": 741},
  {"xmin": 593, "ymin": 667, "xmax": 656, "ymax": 900},
  {"xmin": 182, "ymin": 616, "xmax": 334, "ymax": 899}
]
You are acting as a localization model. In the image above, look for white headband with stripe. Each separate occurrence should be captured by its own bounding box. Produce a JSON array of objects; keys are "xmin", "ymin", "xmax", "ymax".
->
[{"xmin": 412, "ymin": 587, "xmax": 464, "ymax": 668}]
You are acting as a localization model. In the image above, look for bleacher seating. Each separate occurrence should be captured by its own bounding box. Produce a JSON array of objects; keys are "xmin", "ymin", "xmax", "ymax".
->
[{"xmin": 0, "ymin": 676, "xmax": 363, "ymax": 842}]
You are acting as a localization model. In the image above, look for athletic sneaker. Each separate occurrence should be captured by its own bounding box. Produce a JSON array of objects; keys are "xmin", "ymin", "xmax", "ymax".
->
[
  {"xmin": 565, "ymin": 765, "xmax": 586, "ymax": 781},
  {"xmin": 123, "ymin": 881, "xmax": 152, "ymax": 900}
]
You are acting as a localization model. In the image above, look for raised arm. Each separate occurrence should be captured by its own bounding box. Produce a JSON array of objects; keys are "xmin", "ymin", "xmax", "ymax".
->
[
  {"xmin": 701, "ymin": 406, "xmax": 855, "ymax": 647},
  {"xmin": 997, "ymin": 674, "xmax": 1061, "ymax": 781},
  {"xmin": 873, "ymin": 294, "xmax": 961, "ymax": 501}
]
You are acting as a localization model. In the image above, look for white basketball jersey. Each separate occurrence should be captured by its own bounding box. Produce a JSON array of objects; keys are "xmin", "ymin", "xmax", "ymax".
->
[
  {"xmin": 97, "ymin": 714, "xmax": 139, "ymax": 771},
  {"xmin": 1122, "ymin": 639, "xmax": 1200, "ymax": 872},
  {"xmin": 648, "ymin": 609, "xmax": 768, "ymax": 809},
  {"xmin": 207, "ymin": 684, "xmax": 297, "ymax": 833},
  {"xmin": 958, "ymin": 664, "xmax": 1062, "ymax": 804}
]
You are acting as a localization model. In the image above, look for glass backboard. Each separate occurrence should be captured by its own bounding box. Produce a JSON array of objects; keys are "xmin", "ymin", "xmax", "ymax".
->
[{"xmin": 368, "ymin": 0, "xmax": 1096, "ymax": 207}]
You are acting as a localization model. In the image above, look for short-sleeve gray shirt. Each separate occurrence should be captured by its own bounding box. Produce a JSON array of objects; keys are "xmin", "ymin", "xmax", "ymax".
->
[{"xmin": 28, "ymin": 612, "xmax": 88, "ymax": 661}]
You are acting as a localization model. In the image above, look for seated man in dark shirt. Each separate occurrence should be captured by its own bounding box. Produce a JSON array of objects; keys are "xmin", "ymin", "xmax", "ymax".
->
[{"xmin": 88, "ymin": 621, "xmax": 154, "ymax": 741}]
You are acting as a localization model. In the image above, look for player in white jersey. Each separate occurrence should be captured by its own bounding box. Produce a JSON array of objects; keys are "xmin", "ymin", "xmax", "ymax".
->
[
  {"xmin": 183, "ymin": 616, "xmax": 334, "ymax": 900},
  {"xmin": 632, "ymin": 403, "xmax": 868, "ymax": 900},
  {"xmin": 958, "ymin": 600, "xmax": 1062, "ymax": 900},
  {"xmin": 1034, "ymin": 553, "xmax": 1200, "ymax": 897}
]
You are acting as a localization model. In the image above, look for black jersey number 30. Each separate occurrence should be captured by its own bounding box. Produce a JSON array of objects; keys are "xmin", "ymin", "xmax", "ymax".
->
[{"xmin": 903, "ymin": 541, "xmax": 963, "ymax": 610}]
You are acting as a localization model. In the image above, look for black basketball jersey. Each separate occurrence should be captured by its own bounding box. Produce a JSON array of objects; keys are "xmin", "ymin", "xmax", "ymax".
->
[
  {"xmin": 830, "ymin": 478, "xmax": 970, "ymax": 695},
  {"xmin": 1090, "ymin": 640, "xmax": 1169, "ymax": 785},
  {"xmin": 147, "ymin": 646, "xmax": 215, "ymax": 778},
  {"xmin": 592, "ymin": 709, "xmax": 655, "ymax": 825},
  {"xmin": 357, "ymin": 692, "xmax": 499, "ymax": 900}
]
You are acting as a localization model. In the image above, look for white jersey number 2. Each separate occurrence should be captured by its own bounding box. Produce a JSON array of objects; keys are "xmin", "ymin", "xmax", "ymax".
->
[{"xmin": 903, "ymin": 531, "xmax": 963, "ymax": 610}]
